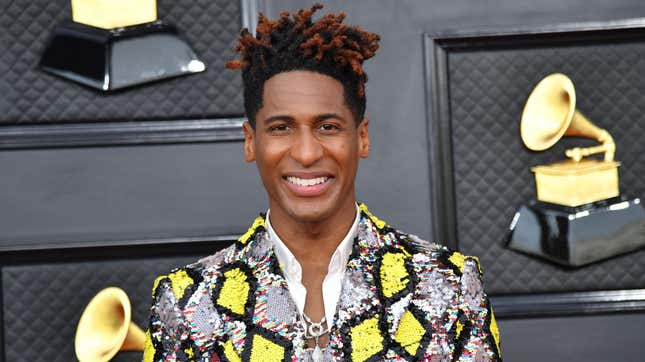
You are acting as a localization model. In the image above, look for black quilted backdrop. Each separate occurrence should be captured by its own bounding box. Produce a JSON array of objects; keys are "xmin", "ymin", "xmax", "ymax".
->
[
  {"xmin": 0, "ymin": 0, "xmax": 244, "ymax": 124},
  {"xmin": 2, "ymin": 254, "xmax": 213, "ymax": 362},
  {"xmin": 447, "ymin": 41, "xmax": 645, "ymax": 295}
]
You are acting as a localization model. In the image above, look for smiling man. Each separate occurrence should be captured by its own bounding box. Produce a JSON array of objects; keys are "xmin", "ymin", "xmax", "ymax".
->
[{"xmin": 144, "ymin": 4, "xmax": 500, "ymax": 361}]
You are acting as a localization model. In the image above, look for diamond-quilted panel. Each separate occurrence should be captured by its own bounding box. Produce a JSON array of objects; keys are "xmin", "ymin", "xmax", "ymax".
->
[
  {"xmin": 446, "ymin": 41, "xmax": 645, "ymax": 294},
  {"xmin": 0, "ymin": 0, "xmax": 243, "ymax": 124},
  {"xmin": 2, "ymin": 255, "xmax": 205, "ymax": 362}
]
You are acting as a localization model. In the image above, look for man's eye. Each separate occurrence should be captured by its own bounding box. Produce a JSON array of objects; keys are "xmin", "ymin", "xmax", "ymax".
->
[
  {"xmin": 271, "ymin": 124, "xmax": 290, "ymax": 132},
  {"xmin": 319, "ymin": 123, "xmax": 339, "ymax": 132}
]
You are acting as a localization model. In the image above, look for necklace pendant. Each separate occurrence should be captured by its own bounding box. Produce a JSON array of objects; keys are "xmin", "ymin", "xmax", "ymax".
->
[
  {"xmin": 308, "ymin": 321, "xmax": 325, "ymax": 337},
  {"xmin": 312, "ymin": 345, "xmax": 324, "ymax": 362}
]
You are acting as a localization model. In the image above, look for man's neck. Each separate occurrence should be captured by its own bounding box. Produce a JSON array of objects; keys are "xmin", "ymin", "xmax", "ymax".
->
[{"xmin": 267, "ymin": 202, "xmax": 357, "ymax": 266}]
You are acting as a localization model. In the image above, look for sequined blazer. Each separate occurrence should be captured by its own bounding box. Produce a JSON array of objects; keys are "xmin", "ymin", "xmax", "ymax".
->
[{"xmin": 143, "ymin": 204, "xmax": 502, "ymax": 361}]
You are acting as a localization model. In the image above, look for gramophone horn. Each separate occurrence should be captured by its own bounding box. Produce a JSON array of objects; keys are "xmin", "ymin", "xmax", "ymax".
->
[
  {"xmin": 520, "ymin": 73, "xmax": 615, "ymax": 161},
  {"xmin": 75, "ymin": 287, "xmax": 145, "ymax": 362}
]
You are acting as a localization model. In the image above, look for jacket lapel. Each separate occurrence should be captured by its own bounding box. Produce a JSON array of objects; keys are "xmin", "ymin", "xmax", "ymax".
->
[
  {"xmin": 327, "ymin": 210, "xmax": 388, "ymax": 360},
  {"xmin": 245, "ymin": 230, "xmax": 304, "ymax": 337},
  {"xmin": 221, "ymin": 223, "xmax": 306, "ymax": 360},
  {"xmin": 328, "ymin": 205, "xmax": 420, "ymax": 360}
]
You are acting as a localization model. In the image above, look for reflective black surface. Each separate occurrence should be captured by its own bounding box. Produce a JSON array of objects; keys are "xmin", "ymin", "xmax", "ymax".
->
[
  {"xmin": 39, "ymin": 20, "xmax": 206, "ymax": 91},
  {"xmin": 506, "ymin": 196, "xmax": 645, "ymax": 267}
]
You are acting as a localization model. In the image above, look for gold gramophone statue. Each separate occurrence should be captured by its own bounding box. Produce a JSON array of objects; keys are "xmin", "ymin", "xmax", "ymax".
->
[
  {"xmin": 521, "ymin": 73, "xmax": 620, "ymax": 206},
  {"xmin": 75, "ymin": 287, "xmax": 145, "ymax": 362},
  {"xmin": 506, "ymin": 73, "xmax": 645, "ymax": 267}
]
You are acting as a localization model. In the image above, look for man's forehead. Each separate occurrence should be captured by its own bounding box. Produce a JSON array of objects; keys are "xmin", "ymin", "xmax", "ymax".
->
[
  {"xmin": 264, "ymin": 70, "xmax": 344, "ymax": 93},
  {"xmin": 259, "ymin": 71, "xmax": 350, "ymax": 117}
]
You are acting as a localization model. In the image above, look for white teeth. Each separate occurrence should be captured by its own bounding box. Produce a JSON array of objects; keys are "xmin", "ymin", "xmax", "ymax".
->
[{"xmin": 286, "ymin": 176, "xmax": 329, "ymax": 187}]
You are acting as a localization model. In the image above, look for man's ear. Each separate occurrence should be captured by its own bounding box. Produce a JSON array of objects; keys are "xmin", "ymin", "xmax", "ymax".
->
[
  {"xmin": 358, "ymin": 117, "xmax": 370, "ymax": 158},
  {"xmin": 243, "ymin": 121, "xmax": 256, "ymax": 162}
]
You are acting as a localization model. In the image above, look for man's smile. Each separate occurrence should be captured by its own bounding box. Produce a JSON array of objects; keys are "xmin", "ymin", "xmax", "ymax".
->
[
  {"xmin": 286, "ymin": 176, "xmax": 330, "ymax": 186},
  {"xmin": 283, "ymin": 174, "xmax": 334, "ymax": 197}
]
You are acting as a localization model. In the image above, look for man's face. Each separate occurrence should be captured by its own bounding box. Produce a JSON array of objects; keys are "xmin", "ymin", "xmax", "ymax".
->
[{"xmin": 243, "ymin": 70, "xmax": 370, "ymax": 224}]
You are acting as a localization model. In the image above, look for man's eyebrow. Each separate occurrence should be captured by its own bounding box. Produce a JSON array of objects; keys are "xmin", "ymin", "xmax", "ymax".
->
[
  {"xmin": 262, "ymin": 115, "xmax": 295, "ymax": 125},
  {"xmin": 262, "ymin": 113, "xmax": 348, "ymax": 125},
  {"xmin": 316, "ymin": 113, "xmax": 348, "ymax": 122}
]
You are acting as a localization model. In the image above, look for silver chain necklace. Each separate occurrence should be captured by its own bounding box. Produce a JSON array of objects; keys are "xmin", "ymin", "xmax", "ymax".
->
[{"xmin": 301, "ymin": 314, "xmax": 331, "ymax": 361}]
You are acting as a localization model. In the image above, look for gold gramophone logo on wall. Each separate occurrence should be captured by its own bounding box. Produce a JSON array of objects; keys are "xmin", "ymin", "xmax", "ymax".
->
[
  {"xmin": 521, "ymin": 73, "xmax": 620, "ymax": 207},
  {"xmin": 75, "ymin": 287, "xmax": 145, "ymax": 362},
  {"xmin": 506, "ymin": 72, "xmax": 645, "ymax": 267}
]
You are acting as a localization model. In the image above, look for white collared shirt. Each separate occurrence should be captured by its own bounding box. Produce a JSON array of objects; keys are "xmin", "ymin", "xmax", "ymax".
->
[{"xmin": 266, "ymin": 205, "xmax": 359, "ymax": 327}]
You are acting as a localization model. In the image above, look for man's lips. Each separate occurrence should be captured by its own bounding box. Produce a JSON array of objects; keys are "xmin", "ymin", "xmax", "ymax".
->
[{"xmin": 283, "ymin": 174, "xmax": 334, "ymax": 197}]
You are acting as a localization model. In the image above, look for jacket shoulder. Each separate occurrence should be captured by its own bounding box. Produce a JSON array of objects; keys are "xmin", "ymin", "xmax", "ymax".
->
[
  {"xmin": 151, "ymin": 243, "xmax": 237, "ymax": 300},
  {"xmin": 145, "ymin": 244, "xmax": 240, "ymax": 361},
  {"xmin": 393, "ymin": 230, "xmax": 483, "ymax": 276},
  {"xmin": 392, "ymin": 230, "xmax": 501, "ymax": 359}
]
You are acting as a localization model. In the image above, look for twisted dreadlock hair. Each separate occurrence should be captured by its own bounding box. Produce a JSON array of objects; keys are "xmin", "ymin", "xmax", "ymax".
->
[{"xmin": 226, "ymin": 3, "xmax": 380, "ymax": 127}]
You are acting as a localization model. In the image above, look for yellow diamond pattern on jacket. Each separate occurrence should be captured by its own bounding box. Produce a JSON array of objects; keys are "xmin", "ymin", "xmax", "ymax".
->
[
  {"xmin": 151, "ymin": 275, "xmax": 165, "ymax": 297},
  {"xmin": 448, "ymin": 252, "xmax": 466, "ymax": 273},
  {"xmin": 359, "ymin": 203, "xmax": 387, "ymax": 229},
  {"xmin": 380, "ymin": 251, "xmax": 410, "ymax": 298},
  {"xmin": 394, "ymin": 310, "xmax": 425, "ymax": 356},
  {"xmin": 249, "ymin": 334, "xmax": 285, "ymax": 362},
  {"xmin": 217, "ymin": 267, "xmax": 250, "ymax": 315},
  {"xmin": 448, "ymin": 252, "xmax": 483, "ymax": 274},
  {"xmin": 223, "ymin": 339, "xmax": 241, "ymax": 362},
  {"xmin": 490, "ymin": 306, "xmax": 501, "ymax": 356},
  {"xmin": 184, "ymin": 346, "xmax": 194, "ymax": 359},
  {"xmin": 167, "ymin": 269, "xmax": 193, "ymax": 300},
  {"xmin": 238, "ymin": 216, "xmax": 265, "ymax": 244},
  {"xmin": 456, "ymin": 320, "xmax": 464, "ymax": 338},
  {"xmin": 350, "ymin": 316, "xmax": 384, "ymax": 362},
  {"xmin": 142, "ymin": 330, "xmax": 154, "ymax": 362}
]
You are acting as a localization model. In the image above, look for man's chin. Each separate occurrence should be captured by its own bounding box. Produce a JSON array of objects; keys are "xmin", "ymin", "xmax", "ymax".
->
[
  {"xmin": 286, "ymin": 205, "xmax": 332, "ymax": 224},
  {"xmin": 279, "ymin": 198, "xmax": 340, "ymax": 224}
]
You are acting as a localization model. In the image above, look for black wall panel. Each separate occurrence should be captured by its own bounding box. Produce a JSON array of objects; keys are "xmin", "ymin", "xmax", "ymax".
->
[
  {"xmin": 497, "ymin": 313, "xmax": 645, "ymax": 362},
  {"xmin": 0, "ymin": 0, "xmax": 244, "ymax": 124},
  {"xmin": 2, "ymin": 246, "xmax": 230, "ymax": 362},
  {"xmin": 443, "ymin": 36, "xmax": 645, "ymax": 294},
  {"xmin": 0, "ymin": 142, "xmax": 266, "ymax": 250}
]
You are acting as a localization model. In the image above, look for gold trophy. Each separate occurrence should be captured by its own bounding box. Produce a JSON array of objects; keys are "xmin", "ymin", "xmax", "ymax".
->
[
  {"xmin": 521, "ymin": 73, "xmax": 619, "ymax": 206},
  {"xmin": 75, "ymin": 287, "xmax": 145, "ymax": 362},
  {"xmin": 39, "ymin": 0, "xmax": 205, "ymax": 91},
  {"xmin": 506, "ymin": 73, "xmax": 645, "ymax": 267}
]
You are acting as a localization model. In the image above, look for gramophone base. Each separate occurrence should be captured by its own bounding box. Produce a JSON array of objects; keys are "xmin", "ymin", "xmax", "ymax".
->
[
  {"xmin": 39, "ymin": 20, "xmax": 205, "ymax": 91},
  {"xmin": 505, "ymin": 196, "xmax": 645, "ymax": 267}
]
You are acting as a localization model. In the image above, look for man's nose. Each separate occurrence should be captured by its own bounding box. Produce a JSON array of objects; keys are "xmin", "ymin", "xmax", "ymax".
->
[{"xmin": 290, "ymin": 129, "xmax": 324, "ymax": 167}]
